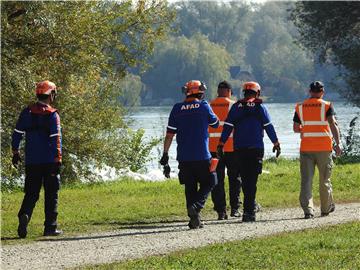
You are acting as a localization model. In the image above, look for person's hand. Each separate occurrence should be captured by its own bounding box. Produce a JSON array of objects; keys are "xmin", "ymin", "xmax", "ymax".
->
[
  {"xmin": 334, "ymin": 145, "xmax": 342, "ymax": 157},
  {"xmin": 163, "ymin": 164, "xmax": 171, "ymax": 178},
  {"xmin": 216, "ymin": 144, "xmax": 224, "ymax": 159},
  {"xmin": 51, "ymin": 162, "xmax": 62, "ymax": 176},
  {"xmin": 12, "ymin": 152, "xmax": 21, "ymax": 168},
  {"xmin": 160, "ymin": 152, "xmax": 170, "ymax": 178},
  {"xmin": 160, "ymin": 152, "xmax": 169, "ymax": 166},
  {"xmin": 272, "ymin": 142, "xmax": 281, "ymax": 158}
]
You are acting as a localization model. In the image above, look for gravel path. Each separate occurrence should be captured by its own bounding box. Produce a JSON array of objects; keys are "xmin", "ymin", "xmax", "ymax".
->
[{"xmin": 2, "ymin": 203, "xmax": 359, "ymax": 270}]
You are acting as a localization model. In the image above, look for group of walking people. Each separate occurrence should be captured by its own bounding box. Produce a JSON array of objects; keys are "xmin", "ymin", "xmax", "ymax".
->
[
  {"xmin": 159, "ymin": 79, "xmax": 341, "ymax": 229},
  {"xmin": 11, "ymin": 79, "xmax": 342, "ymax": 237}
]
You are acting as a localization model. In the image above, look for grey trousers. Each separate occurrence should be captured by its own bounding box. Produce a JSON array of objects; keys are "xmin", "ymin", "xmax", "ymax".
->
[{"xmin": 300, "ymin": 151, "xmax": 334, "ymax": 215}]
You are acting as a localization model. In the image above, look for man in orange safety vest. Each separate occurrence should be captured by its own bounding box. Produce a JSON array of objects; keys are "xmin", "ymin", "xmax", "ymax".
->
[
  {"xmin": 209, "ymin": 81, "xmax": 241, "ymax": 220},
  {"xmin": 293, "ymin": 81, "xmax": 342, "ymax": 219}
]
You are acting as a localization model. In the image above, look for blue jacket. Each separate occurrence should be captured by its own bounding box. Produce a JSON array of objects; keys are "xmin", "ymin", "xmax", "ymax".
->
[
  {"xmin": 220, "ymin": 98, "xmax": 278, "ymax": 149},
  {"xmin": 167, "ymin": 99, "xmax": 219, "ymax": 161},
  {"xmin": 12, "ymin": 102, "xmax": 62, "ymax": 165}
]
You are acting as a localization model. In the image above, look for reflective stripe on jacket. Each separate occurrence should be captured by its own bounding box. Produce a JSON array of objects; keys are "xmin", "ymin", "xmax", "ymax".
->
[
  {"xmin": 295, "ymin": 98, "xmax": 332, "ymax": 152},
  {"xmin": 209, "ymin": 97, "xmax": 234, "ymax": 152}
]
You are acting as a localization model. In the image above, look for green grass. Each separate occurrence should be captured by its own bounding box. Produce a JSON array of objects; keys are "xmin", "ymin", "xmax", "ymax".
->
[
  {"xmin": 2, "ymin": 159, "xmax": 360, "ymax": 244},
  {"xmin": 81, "ymin": 221, "xmax": 360, "ymax": 270}
]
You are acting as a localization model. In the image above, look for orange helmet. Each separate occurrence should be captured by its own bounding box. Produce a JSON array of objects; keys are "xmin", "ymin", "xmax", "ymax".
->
[
  {"xmin": 35, "ymin": 80, "xmax": 57, "ymax": 95},
  {"xmin": 243, "ymin": 81, "xmax": 261, "ymax": 94},
  {"xmin": 182, "ymin": 80, "xmax": 207, "ymax": 96}
]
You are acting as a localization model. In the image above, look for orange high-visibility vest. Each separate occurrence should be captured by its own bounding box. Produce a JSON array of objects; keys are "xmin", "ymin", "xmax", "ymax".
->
[
  {"xmin": 209, "ymin": 97, "xmax": 234, "ymax": 152},
  {"xmin": 295, "ymin": 98, "xmax": 332, "ymax": 152}
]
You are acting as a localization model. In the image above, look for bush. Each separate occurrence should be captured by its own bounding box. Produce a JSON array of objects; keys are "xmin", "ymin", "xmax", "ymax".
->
[{"xmin": 337, "ymin": 113, "xmax": 360, "ymax": 164}]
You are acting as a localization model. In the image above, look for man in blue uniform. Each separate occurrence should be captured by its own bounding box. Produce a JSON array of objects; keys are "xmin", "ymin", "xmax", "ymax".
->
[
  {"xmin": 218, "ymin": 81, "xmax": 281, "ymax": 222},
  {"xmin": 160, "ymin": 80, "xmax": 219, "ymax": 229},
  {"xmin": 12, "ymin": 80, "xmax": 63, "ymax": 238}
]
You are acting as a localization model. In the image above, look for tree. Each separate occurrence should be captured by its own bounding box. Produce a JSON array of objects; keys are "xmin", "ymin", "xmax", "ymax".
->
[
  {"xmin": 1, "ymin": 1, "xmax": 174, "ymax": 186},
  {"xmin": 142, "ymin": 33, "xmax": 232, "ymax": 102},
  {"xmin": 245, "ymin": 2, "xmax": 317, "ymax": 101},
  {"xmin": 116, "ymin": 73, "xmax": 145, "ymax": 107},
  {"xmin": 173, "ymin": 1, "xmax": 253, "ymax": 66},
  {"xmin": 290, "ymin": 1, "xmax": 360, "ymax": 106}
]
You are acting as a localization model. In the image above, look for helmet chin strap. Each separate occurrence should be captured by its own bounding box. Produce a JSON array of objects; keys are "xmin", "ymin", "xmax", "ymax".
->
[{"xmin": 50, "ymin": 91, "xmax": 57, "ymax": 103}]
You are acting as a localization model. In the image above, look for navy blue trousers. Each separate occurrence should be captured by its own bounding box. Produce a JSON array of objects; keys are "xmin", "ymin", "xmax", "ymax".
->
[
  {"xmin": 178, "ymin": 160, "xmax": 217, "ymax": 212},
  {"xmin": 235, "ymin": 148, "xmax": 264, "ymax": 216},
  {"xmin": 210, "ymin": 152, "xmax": 241, "ymax": 212},
  {"xmin": 18, "ymin": 164, "xmax": 60, "ymax": 231}
]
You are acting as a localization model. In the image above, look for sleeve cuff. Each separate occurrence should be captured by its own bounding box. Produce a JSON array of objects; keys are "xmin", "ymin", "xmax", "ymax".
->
[{"xmin": 166, "ymin": 128, "xmax": 176, "ymax": 134}]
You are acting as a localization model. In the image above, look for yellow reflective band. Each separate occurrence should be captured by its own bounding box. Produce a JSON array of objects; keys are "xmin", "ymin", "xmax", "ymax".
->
[
  {"xmin": 303, "ymin": 121, "xmax": 329, "ymax": 126},
  {"xmin": 209, "ymin": 133, "xmax": 233, "ymax": 138},
  {"xmin": 303, "ymin": 132, "xmax": 331, "ymax": 137}
]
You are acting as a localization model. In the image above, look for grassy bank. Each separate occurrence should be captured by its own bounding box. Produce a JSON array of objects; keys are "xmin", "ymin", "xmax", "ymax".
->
[
  {"xmin": 82, "ymin": 221, "xmax": 360, "ymax": 270},
  {"xmin": 2, "ymin": 159, "xmax": 360, "ymax": 243}
]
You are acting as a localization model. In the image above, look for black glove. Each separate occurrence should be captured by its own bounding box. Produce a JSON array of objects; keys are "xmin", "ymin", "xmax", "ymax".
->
[
  {"xmin": 12, "ymin": 152, "xmax": 21, "ymax": 168},
  {"xmin": 163, "ymin": 164, "xmax": 171, "ymax": 178},
  {"xmin": 216, "ymin": 144, "xmax": 224, "ymax": 159},
  {"xmin": 272, "ymin": 143, "xmax": 281, "ymax": 158},
  {"xmin": 51, "ymin": 162, "xmax": 62, "ymax": 176},
  {"xmin": 160, "ymin": 152, "xmax": 169, "ymax": 166}
]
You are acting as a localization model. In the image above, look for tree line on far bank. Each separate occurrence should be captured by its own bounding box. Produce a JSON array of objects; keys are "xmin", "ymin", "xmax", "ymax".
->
[{"xmin": 128, "ymin": 1, "xmax": 359, "ymax": 106}]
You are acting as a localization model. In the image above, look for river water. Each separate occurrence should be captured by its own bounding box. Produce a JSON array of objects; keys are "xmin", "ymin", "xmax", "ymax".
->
[{"xmin": 127, "ymin": 102, "xmax": 359, "ymax": 172}]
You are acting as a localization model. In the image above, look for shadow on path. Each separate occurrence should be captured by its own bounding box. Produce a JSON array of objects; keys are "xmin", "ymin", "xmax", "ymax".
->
[
  {"xmin": 37, "ymin": 226, "xmax": 188, "ymax": 243},
  {"xmin": 36, "ymin": 216, "xmax": 303, "ymax": 243},
  {"xmin": 1, "ymin": 236, "xmax": 21, "ymax": 241}
]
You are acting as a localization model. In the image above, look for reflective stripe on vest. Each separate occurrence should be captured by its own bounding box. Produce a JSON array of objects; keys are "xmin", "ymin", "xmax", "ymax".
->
[
  {"xmin": 209, "ymin": 133, "xmax": 233, "ymax": 138},
  {"xmin": 209, "ymin": 97, "xmax": 234, "ymax": 152},
  {"xmin": 296, "ymin": 99, "xmax": 332, "ymax": 152},
  {"xmin": 302, "ymin": 132, "xmax": 331, "ymax": 137}
]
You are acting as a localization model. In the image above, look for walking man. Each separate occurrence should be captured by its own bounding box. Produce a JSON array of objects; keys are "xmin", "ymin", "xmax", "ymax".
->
[
  {"xmin": 293, "ymin": 81, "xmax": 341, "ymax": 219},
  {"xmin": 12, "ymin": 80, "xmax": 63, "ymax": 238},
  {"xmin": 218, "ymin": 81, "xmax": 280, "ymax": 222},
  {"xmin": 160, "ymin": 80, "xmax": 219, "ymax": 229},
  {"xmin": 209, "ymin": 81, "xmax": 241, "ymax": 220}
]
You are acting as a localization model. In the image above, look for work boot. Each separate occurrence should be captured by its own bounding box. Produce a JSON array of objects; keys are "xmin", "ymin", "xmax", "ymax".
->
[
  {"xmin": 321, "ymin": 204, "xmax": 335, "ymax": 217},
  {"xmin": 242, "ymin": 213, "xmax": 255, "ymax": 222},
  {"xmin": 188, "ymin": 216, "xmax": 202, "ymax": 229},
  {"xmin": 43, "ymin": 229, "xmax": 63, "ymax": 236},
  {"xmin": 304, "ymin": 213, "xmax": 314, "ymax": 219},
  {"xmin": 187, "ymin": 206, "xmax": 201, "ymax": 229},
  {"xmin": 217, "ymin": 211, "xmax": 228, "ymax": 220},
  {"xmin": 17, "ymin": 214, "xmax": 29, "ymax": 239},
  {"xmin": 230, "ymin": 209, "xmax": 241, "ymax": 218}
]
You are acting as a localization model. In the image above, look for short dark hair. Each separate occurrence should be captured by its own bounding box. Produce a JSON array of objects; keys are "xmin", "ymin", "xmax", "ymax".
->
[
  {"xmin": 218, "ymin": 80, "xmax": 232, "ymax": 90},
  {"xmin": 243, "ymin": 90, "xmax": 257, "ymax": 98},
  {"xmin": 36, "ymin": 94, "xmax": 50, "ymax": 101},
  {"xmin": 187, "ymin": 93, "xmax": 204, "ymax": 99},
  {"xmin": 309, "ymin": 81, "xmax": 324, "ymax": 92}
]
